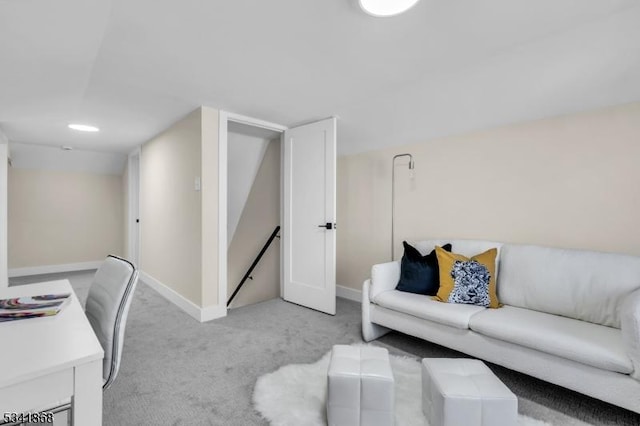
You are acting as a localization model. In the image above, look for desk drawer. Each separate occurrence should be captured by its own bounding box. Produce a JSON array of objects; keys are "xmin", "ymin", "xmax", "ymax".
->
[{"xmin": 0, "ymin": 368, "xmax": 73, "ymax": 414}]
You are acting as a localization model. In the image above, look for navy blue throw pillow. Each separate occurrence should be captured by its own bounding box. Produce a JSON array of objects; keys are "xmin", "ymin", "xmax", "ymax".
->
[{"xmin": 396, "ymin": 242, "xmax": 452, "ymax": 296}]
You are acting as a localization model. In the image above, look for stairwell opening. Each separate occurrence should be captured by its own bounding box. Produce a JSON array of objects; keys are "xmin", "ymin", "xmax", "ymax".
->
[{"xmin": 226, "ymin": 121, "xmax": 282, "ymax": 309}]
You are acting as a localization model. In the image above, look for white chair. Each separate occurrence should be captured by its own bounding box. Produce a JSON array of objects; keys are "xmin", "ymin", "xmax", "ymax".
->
[
  {"xmin": 85, "ymin": 255, "xmax": 139, "ymax": 390},
  {"xmin": 1, "ymin": 256, "xmax": 139, "ymax": 426}
]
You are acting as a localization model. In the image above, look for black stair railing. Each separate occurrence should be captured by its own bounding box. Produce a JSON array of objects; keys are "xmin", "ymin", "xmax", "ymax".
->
[{"xmin": 227, "ymin": 225, "xmax": 281, "ymax": 307}]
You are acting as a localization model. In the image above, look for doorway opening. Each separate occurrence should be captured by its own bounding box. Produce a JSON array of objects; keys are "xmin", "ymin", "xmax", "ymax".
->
[
  {"xmin": 225, "ymin": 120, "xmax": 283, "ymax": 309},
  {"xmin": 218, "ymin": 112, "xmax": 337, "ymax": 317},
  {"xmin": 127, "ymin": 150, "xmax": 140, "ymax": 267}
]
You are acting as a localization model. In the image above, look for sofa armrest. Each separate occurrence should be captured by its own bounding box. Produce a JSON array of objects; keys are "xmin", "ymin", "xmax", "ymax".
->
[
  {"xmin": 621, "ymin": 289, "xmax": 640, "ymax": 380},
  {"xmin": 361, "ymin": 279, "xmax": 391, "ymax": 342},
  {"xmin": 369, "ymin": 260, "xmax": 401, "ymax": 303}
]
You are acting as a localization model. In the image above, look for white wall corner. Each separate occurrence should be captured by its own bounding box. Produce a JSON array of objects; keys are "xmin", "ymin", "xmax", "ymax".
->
[
  {"xmin": 336, "ymin": 284, "xmax": 362, "ymax": 302},
  {"xmin": 140, "ymin": 271, "xmax": 227, "ymax": 323},
  {"xmin": 218, "ymin": 110, "xmax": 228, "ymax": 314},
  {"xmin": 8, "ymin": 261, "xmax": 103, "ymax": 278},
  {"xmin": 200, "ymin": 304, "xmax": 227, "ymax": 322},
  {"xmin": 0, "ymin": 127, "xmax": 8, "ymax": 145}
]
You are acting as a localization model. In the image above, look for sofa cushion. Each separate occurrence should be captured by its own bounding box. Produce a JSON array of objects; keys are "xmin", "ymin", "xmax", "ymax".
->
[
  {"xmin": 469, "ymin": 305, "xmax": 633, "ymax": 374},
  {"xmin": 374, "ymin": 290, "xmax": 485, "ymax": 329},
  {"xmin": 498, "ymin": 244, "xmax": 640, "ymax": 328}
]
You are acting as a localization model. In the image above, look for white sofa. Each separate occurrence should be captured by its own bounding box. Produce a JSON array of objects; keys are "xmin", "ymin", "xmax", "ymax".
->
[{"xmin": 362, "ymin": 239, "xmax": 640, "ymax": 413}]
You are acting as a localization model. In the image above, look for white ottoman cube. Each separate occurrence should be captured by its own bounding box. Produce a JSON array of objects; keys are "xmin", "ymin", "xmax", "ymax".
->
[
  {"xmin": 327, "ymin": 345, "xmax": 394, "ymax": 426},
  {"xmin": 422, "ymin": 359, "xmax": 517, "ymax": 426}
]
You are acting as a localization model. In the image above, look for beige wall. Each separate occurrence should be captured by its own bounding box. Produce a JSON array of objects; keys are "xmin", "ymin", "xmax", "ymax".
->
[
  {"xmin": 140, "ymin": 109, "xmax": 203, "ymax": 305},
  {"xmin": 337, "ymin": 102, "xmax": 640, "ymax": 290},
  {"xmin": 140, "ymin": 107, "xmax": 220, "ymax": 308},
  {"xmin": 8, "ymin": 168, "xmax": 124, "ymax": 268},
  {"xmin": 227, "ymin": 139, "xmax": 280, "ymax": 309}
]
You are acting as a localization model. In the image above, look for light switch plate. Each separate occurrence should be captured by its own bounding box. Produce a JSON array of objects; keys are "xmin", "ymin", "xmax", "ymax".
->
[{"xmin": 194, "ymin": 177, "xmax": 201, "ymax": 191}]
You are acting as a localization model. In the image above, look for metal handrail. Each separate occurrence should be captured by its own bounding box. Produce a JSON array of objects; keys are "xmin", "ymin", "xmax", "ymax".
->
[{"xmin": 227, "ymin": 225, "xmax": 280, "ymax": 307}]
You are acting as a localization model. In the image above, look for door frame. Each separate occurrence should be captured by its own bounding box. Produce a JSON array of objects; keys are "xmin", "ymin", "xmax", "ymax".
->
[
  {"xmin": 127, "ymin": 148, "xmax": 141, "ymax": 267},
  {"xmin": 218, "ymin": 111, "xmax": 288, "ymax": 314}
]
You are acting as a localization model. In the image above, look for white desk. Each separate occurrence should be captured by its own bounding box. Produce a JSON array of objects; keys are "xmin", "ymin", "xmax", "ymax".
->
[{"xmin": 0, "ymin": 280, "xmax": 104, "ymax": 425}]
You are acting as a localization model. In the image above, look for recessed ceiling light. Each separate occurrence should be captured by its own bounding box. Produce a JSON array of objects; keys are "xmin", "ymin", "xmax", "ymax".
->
[
  {"xmin": 68, "ymin": 123, "xmax": 100, "ymax": 132},
  {"xmin": 359, "ymin": 0, "xmax": 420, "ymax": 17}
]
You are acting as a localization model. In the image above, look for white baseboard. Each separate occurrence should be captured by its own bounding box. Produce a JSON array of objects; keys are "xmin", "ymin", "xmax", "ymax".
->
[
  {"xmin": 8, "ymin": 261, "xmax": 103, "ymax": 278},
  {"xmin": 201, "ymin": 304, "xmax": 228, "ymax": 322},
  {"xmin": 337, "ymin": 284, "xmax": 362, "ymax": 302},
  {"xmin": 139, "ymin": 271, "xmax": 227, "ymax": 323}
]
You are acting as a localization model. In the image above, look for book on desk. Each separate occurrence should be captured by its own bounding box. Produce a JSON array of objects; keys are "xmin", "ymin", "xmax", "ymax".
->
[{"xmin": 0, "ymin": 293, "xmax": 72, "ymax": 322}]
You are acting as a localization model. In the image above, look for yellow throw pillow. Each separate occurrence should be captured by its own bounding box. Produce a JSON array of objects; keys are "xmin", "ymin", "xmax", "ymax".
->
[{"xmin": 434, "ymin": 246, "xmax": 499, "ymax": 308}]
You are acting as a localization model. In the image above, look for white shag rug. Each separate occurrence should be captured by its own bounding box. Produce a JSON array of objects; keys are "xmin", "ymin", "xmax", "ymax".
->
[{"xmin": 253, "ymin": 347, "xmax": 552, "ymax": 426}]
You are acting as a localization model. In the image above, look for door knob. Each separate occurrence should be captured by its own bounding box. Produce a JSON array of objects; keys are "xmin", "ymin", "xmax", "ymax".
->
[{"xmin": 318, "ymin": 223, "xmax": 336, "ymax": 230}]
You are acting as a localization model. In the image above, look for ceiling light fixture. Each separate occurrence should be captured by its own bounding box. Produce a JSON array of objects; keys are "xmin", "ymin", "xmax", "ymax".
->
[
  {"xmin": 359, "ymin": 0, "xmax": 421, "ymax": 17},
  {"xmin": 68, "ymin": 123, "xmax": 100, "ymax": 132}
]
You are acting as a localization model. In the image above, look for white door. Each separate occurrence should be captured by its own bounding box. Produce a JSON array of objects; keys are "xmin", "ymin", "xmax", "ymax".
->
[
  {"xmin": 283, "ymin": 118, "xmax": 336, "ymax": 315},
  {"xmin": 128, "ymin": 153, "xmax": 140, "ymax": 266}
]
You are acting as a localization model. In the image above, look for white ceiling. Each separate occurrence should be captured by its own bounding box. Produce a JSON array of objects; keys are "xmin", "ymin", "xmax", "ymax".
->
[{"xmin": 1, "ymin": 0, "xmax": 639, "ymax": 156}]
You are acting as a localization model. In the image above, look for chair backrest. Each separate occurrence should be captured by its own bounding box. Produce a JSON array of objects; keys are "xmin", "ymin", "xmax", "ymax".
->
[{"xmin": 85, "ymin": 255, "xmax": 139, "ymax": 390}]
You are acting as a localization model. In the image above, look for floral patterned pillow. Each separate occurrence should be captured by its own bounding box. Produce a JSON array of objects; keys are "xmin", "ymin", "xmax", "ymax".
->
[{"xmin": 433, "ymin": 246, "xmax": 500, "ymax": 308}]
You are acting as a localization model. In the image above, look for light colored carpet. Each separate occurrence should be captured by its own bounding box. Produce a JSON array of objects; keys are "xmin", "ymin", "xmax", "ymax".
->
[
  {"xmin": 10, "ymin": 271, "xmax": 640, "ymax": 425},
  {"xmin": 253, "ymin": 347, "xmax": 550, "ymax": 426}
]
